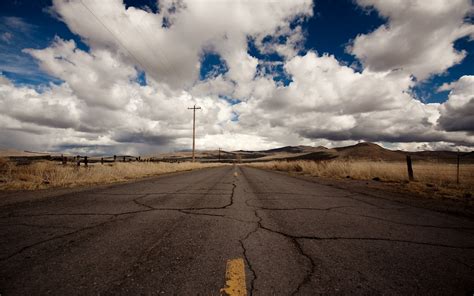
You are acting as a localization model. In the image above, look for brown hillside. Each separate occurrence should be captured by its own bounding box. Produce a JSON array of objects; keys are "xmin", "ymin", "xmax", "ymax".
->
[{"xmin": 335, "ymin": 142, "xmax": 406, "ymax": 161}]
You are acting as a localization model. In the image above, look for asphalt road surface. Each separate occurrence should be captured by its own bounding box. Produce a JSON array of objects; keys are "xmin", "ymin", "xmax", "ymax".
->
[{"xmin": 1, "ymin": 165, "xmax": 473, "ymax": 295}]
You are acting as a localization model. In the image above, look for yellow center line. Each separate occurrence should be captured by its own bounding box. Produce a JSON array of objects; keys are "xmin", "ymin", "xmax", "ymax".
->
[{"xmin": 220, "ymin": 258, "xmax": 247, "ymax": 296}]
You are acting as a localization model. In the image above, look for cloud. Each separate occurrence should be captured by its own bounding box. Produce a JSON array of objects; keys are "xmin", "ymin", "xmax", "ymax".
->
[
  {"xmin": 24, "ymin": 38, "xmax": 138, "ymax": 109},
  {"xmin": 0, "ymin": 76, "xmax": 81, "ymax": 129},
  {"xmin": 233, "ymin": 50, "xmax": 474, "ymax": 147},
  {"xmin": 1, "ymin": 32, "xmax": 12, "ymax": 43},
  {"xmin": 50, "ymin": 0, "xmax": 313, "ymax": 89},
  {"xmin": 349, "ymin": 0, "xmax": 474, "ymax": 80},
  {"xmin": 0, "ymin": 0, "xmax": 473, "ymax": 155},
  {"xmin": 438, "ymin": 75, "xmax": 474, "ymax": 133},
  {"xmin": 1, "ymin": 17, "xmax": 36, "ymax": 33}
]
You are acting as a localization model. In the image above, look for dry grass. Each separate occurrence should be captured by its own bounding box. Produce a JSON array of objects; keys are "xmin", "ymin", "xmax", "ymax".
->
[
  {"xmin": 249, "ymin": 160, "xmax": 474, "ymax": 199},
  {"xmin": 0, "ymin": 158, "xmax": 224, "ymax": 190}
]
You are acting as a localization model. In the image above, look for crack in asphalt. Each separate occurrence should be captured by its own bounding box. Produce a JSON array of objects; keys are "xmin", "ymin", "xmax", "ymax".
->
[
  {"xmin": 243, "ymin": 191, "xmax": 352, "ymax": 197},
  {"xmin": 130, "ymin": 183, "xmax": 236, "ymax": 211},
  {"xmin": 3, "ymin": 165, "xmax": 473, "ymax": 295},
  {"xmin": 240, "ymin": 167, "xmax": 317, "ymax": 295},
  {"xmin": 237, "ymin": 190, "xmax": 261, "ymax": 296},
  {"xmin": 243, "ymin": 196, "xmax": 410, "ymax": 211},
  {"xmin": 239, "ymin": 167, "xmax": 474, "ymax": 295},
  {"xmin": 0, "ymin": 215, "xmax": 129, "ymax": 262},
  {"xmin": 132, "ymin": 194, "xmax": 156, "ymax": 210},
  {"xmin": 248, "ymin": 209, "xmax": 315, "ymax": 296},
  {"xmin": 254, "ymin": 205, "xmax": 356, "ymax": 211},
  {"xmin": 129, "ymin": 167, "xmax": 237, "ymax": 212},
  {"xmin": 250, "ymin": 206, "xmax": 474, "ymax": 294},
  {"xmin": 105, "ymin": 213, "xmax": 191, "ymax": 292},
  {"xmin": 251, "ymin": 206, "xmax": 474, "ymax": 231},
  {"xmin": 94, "ymin": 192, "xmax": 228, "ymax": 196},
  {"xmin": 0, "ymin": 222, "xmax": 76, "ymax": 229},
  {"xmin": 107, "ymin": 168, "xmax": 240, "ymax": 292},
  {"xmin": 1, "ymin": 168, "xmax": 239, "ymax": 264},
  {"xmin": 2, "ymin": 212, "xmax": 115, "ymax": 218},
  {"xmin": 0, "ymin": 166, "xmax": 229, "ymax": 214},
  {"xmin": 0, "ymin": 167, "xmax": 235, "ymax": 292},
  {"xmin": 264, "ymin": 168, "xmax": 474, "ymax": 218},
  {"xmin": 1, "ymin": 209, "xmax": 154, "ymax": 219},
  {"xmin": 1, "ymin": 184, "xmax": 237, "ymax": 222},
  {"xmin": 178, "ymin": 210, "xmax": 225, "ymax": 218},
  {"xmin": 239, "ymin": 227, "xmax": 258, "ymax": 296},
  {"xmin": 248, "ymin": 167, "xmax": 442, "ymax": 212},
  {"xmin": 254, "ymin": 209, "xmax": 474, "ymax": 249},
  {"xmin": 291, "ymin": 239, "xmax": 316, "ymax": 296},
  {"xmin": 332, "ymin": 211, "xmax": 474, "ymax": 231},
  {"xmin": 1, "ymin": 168, "xmax": 237, "ymax": 221}
]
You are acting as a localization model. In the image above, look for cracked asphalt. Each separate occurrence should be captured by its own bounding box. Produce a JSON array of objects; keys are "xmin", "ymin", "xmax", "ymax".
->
[{"xmin": 1, "ymin": 165, "xmax": 473, "ymax": 295}]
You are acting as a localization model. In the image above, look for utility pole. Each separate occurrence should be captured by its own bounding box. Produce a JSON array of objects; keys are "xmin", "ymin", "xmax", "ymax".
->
[
  {"xmin": 457, "ymin": 150, "xmax": 460, "ymax": 184},
  {"xmin": 188, "ymin": 104, "xmax": 201, "ymax": 162}
]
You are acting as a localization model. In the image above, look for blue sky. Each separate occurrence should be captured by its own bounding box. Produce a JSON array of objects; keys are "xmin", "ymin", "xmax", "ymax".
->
[{"xmin": 0, "ymin": 0, "xmax": 473, "ymax": 154}]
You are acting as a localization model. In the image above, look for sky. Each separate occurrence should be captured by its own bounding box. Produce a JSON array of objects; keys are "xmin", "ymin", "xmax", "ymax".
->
[{"xmin": 0, "ymin": 0, "xmax": 473, "ymax": 155}]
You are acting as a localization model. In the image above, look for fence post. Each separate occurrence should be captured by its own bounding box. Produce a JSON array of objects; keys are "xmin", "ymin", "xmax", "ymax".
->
[
  {"xmin": 113, "ymin": 155, "xmax": 116, "ymax": 162},
  {"xmin": 123, "ymin": 156, "xmax": 126, "ymax": 162},
  {"xmin": 77, "ymin": 156, "xmax": 81, "ymax": 167},
  {"xmin": 457, "ymin": 151, "xmax": 460, "ymax": 184},
  {"xmin": 101, "ymin": 157, "xmax": 104, "ymax": 165},
  {"xmin": 84, "ymin": 156, "xmax": 88, "ymax": 167},
  {"xmin": 406, "ymin": 155, "xmax": 414, "ymax": 181}
]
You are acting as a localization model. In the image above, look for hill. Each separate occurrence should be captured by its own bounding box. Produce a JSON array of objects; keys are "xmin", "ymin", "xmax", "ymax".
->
[
  {"xmin": 2, "ymin": 142, "xmax": 472, "ymax": 163},
  {"xmin": 335, "ymin": 142, "xmax": 406, "ymax": 161}
]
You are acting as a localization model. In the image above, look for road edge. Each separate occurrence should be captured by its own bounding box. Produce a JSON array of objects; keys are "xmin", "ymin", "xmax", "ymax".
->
[
  {"xmin": 242, "ymin": 165, "xmax": 474, "ymax": 220},
  {"xmin": 0, "ymin": 166, "xmax": 226, "ymax": 207}
]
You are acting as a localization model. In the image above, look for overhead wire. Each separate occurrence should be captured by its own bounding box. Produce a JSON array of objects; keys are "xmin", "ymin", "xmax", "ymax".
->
[
  {"xmin": 79, "ymin": 0, "xmax": 153, "ymax": 77},
  {"xmin": 80, "ymin": 0, "xmax": 190, "ymax": 88},
  {"xmin": 128, "ymin": 12, "xmax": 184, "ymax": 85}
]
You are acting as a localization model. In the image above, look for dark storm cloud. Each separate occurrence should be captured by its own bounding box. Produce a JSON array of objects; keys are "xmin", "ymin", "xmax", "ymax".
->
[
  {"xmin": 438, "ymin": 97, "xmax": 474, "ymax": 133},
  {"xmin": 113, "ymin": 132, "xmax": 174, "ymax": 145},
  {"xmin": 300, "ymin": 127, "xmax": 474, "ymax": 147}
]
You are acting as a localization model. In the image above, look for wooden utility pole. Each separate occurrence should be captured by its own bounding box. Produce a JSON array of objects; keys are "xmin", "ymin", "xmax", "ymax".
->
[
  {"xmin": 188, "ymin": 104, "xmax": 201, "ymax": 162},
  {"xmin": 457, "ymin": 150, "xmax": 460, "ymax": 184}
]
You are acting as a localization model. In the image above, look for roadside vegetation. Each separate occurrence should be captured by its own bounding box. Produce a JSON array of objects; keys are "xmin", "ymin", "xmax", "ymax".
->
[
  {"xmin": 0, "ymin": 158, "xmax": 223, "ymax": 190},
  {"xmin": 249, "ymin": 160, "xmax": 474, "ymax": 200}
]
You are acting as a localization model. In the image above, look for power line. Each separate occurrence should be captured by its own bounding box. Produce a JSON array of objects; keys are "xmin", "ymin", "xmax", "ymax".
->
[
  {"xmin": 79, "ymin": 0, "xmax": 187, "ymax": 87},
  {"xmin": 79, "ymin": 0, "xmax": 150, "ymax": 74},
  {"xmin": 129, "ymin": 15, "xmax": 183, "ymax": 84}
]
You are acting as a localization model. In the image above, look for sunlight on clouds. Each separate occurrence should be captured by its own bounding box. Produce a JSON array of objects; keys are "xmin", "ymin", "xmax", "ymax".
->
[{"xmin": 0, "ymin": 0, "xmax": 473, "ymax": 154}]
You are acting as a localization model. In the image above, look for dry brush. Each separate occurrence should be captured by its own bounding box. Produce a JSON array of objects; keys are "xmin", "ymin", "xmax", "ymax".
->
[
  {"xmin": 0, "ymin": 158, "xmax": 224, "ymax": 190},
  {"xmin": 248, "ymin": 160, "xmax": 474, "ymax": 200}
]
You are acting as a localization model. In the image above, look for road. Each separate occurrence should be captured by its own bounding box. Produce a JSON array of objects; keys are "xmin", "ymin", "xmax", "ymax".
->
[{"xmin": 1, "ymin": 165, "xmax": 473, "ymax": 295}]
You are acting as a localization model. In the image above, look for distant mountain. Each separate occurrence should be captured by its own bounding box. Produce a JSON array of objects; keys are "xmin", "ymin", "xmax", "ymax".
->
[
  {"xmin": 0, "ymin": 149, "xmax": 52, "ymax": 157},
  {"xmin": 3, "ymin": 142, "xmax": 472, "ymax": 163},
  {"xmin": 261, "ymin": 145, "xmax": 327, "ymax": 154}
]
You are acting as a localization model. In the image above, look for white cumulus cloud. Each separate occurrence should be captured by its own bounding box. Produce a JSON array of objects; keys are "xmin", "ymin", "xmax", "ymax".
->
[
  {"xmin": 0, "ymin": 0, "xmax": 473, "ymax": 154},
  {"xmin": 350, "ymin": 0, "xmax": 474, "ymax": 80}
]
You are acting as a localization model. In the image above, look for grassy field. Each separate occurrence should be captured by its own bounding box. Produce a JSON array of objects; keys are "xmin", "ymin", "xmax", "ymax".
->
[
  {"xmin": 0, "ymin": 158, "xmax": 224, "ymax": 190},
  {"xmin": 249, "ymin": 160, "xmax": 474, "ymax": 200}
]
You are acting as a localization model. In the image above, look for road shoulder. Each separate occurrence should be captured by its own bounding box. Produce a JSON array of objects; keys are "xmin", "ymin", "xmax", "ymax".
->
[
  {"xmin": 243, "ymin": 166, "xmax": 474, "ymax": 219},
  {"xmin": 0, "ymin": 166, "xmax": 218, "ymax": 207}
]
